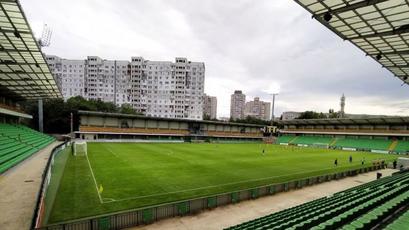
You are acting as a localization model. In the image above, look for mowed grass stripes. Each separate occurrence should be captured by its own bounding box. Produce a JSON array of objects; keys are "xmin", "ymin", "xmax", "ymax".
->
[{"xmin": 48, "ymin": 143, "xmax": 397, "ymax": 223}]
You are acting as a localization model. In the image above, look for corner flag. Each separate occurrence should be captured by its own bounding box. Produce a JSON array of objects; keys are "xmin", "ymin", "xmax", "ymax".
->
[{"xmin": 99, "ymin": 184, "xmax": 104, "ymax": 194}]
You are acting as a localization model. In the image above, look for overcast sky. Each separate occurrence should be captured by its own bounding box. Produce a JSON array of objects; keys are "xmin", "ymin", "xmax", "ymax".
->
[{"xmin": 20, "ymin": 0, "xmax": 409, "ymax": 118}]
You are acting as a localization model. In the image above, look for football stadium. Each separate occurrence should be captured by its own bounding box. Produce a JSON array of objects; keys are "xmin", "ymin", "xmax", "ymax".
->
[{"xmin": 1, "ymin": 0, "xmax": 409, "ymax": 230}]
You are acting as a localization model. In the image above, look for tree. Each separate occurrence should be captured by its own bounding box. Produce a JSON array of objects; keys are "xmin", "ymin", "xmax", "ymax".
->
[
  {"xmin": 328, "ymin": 109, "xmax": 339, "ymax": 118},
  {"xmin": 297, "ymin": 111, "xmax": 327, "ymax": 119},
  {"xmin": 231, "ymin": 116, "xmax": 270, "ymax": 125},
  {"xmin": 20, "ymin": 96, "xmax": 142, "ymax": 134},
  {"xmin": 120, "ymin": 104, "xmax": 141, "ymax": 115},
  {"xmin": 203, "ymin": 114, "xmax": 211, "ymax": 121}
]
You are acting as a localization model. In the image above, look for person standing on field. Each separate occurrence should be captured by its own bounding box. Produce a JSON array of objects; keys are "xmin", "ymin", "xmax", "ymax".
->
[
  {"xmin": 349, "ymin": 155, "xmax": 352, "ymax": 163},
  {"xmin": 334, "ymin": 158, "xmax": 338, "ymax": 166}
]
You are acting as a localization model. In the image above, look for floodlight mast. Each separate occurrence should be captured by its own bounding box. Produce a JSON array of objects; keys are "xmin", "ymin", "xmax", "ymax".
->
[
  {"xmin": 38, "ymin": 24, "xmax": 52, "ymax": 47},
  {"xmin": 269, "ymin": 93, "xmax": 278, "ymax": 126}
]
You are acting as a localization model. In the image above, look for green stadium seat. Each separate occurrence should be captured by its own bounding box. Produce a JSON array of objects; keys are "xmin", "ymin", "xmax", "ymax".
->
[
  {"xmin": 0, "ymin": 123, "xmax": 55, "ymax": 174},
  {"xmin": 333, "ymin": 137, "xmax": 391, "ymax": 151},
  {"xmin": 384, "ymin": 209, "xmax": 409, "ymax": 230},
  {"xmin": 393, "ymin": 141, "xmax": 409, "ymax": 153},
  {"xmin": 225, "ymin": 172, "xmax": 409, "ymax": 230}
]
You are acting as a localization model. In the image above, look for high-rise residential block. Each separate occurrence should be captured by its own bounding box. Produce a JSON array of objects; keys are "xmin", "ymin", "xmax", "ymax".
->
[
  {"xmin": 46, "ymin": 55, "xmax": 205, "ymax": 120},
  {"xmin": 46, "ymin": 55, "xmax": 86, "ymax": 99},
  {"xmin": 130, "ymin": 57, "xmax": 205, "ymax": 120},
  {"xmin": 203, "ymin": 94, "xmax": 217, "ymax": 119},
  {"xmin": 230, "ymin": 90, "xmax": 246, "ymax": 120},
  {"xmin": 85, "ymin": 56, "xmax": 131, "ymax": 105},
  {"xmin": 244, "ymin": 97, "xmax": 271, "ymax": 120}
]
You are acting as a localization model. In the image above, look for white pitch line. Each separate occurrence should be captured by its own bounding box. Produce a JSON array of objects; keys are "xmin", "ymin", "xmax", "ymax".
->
[
  {"xmin": 85, "ymin": 153, "xmax": 103, "ymax": 204},
  {"xmin": 102, "ymin": 163, "xmax": 364, "ymax": 204},
  {"xmin": 105, "ymin": 145, "xmax": 120, "ymax": 158}
]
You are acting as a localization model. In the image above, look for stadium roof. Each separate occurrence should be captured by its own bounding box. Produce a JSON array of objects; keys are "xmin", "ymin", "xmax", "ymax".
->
[
  {"xmin": 278, "ymin": 116, "xmax": 409, "ymax": 125},
  {"xmin": 294, "ymin": 0, "xmax": 409, "ymax": 84},
  {"xmin": 0, "ymin": 0, "xmax": 61, "ymax": 99},
  {"xmin": 78, "ymin": 110, "xmax": 265, "ymax": 127}
]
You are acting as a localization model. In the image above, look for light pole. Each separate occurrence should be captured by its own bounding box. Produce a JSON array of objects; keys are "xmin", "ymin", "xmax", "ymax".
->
[{"xmin": 269, "ymin": 93, "xmax": 278, "ymax": 126}]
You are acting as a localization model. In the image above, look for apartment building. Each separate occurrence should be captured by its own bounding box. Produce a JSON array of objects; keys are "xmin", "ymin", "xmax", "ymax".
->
[
  {"xmin": 203, "ymin": 94, "xmax": 217, "ymax": 119},
  {"xmin": 46, "ymin": 55, "xmax": 86, "ymax": 99},
  {"xmin": 244, "ymin": 97, "xmax": 271, "ymax": 120},
  {"xmin": 281, "ymin": 111, "xmax": 301, "ymax": 120},
  {"xmin": 85, "ymin": 56, "xmax": 131, "ymax": 105},
  {"xmin": 230, "ymin": 90, "xmax": 246, "ymax": 120},
  {"xmin": 46, "ymin": 55, "xmax": 205, "ymax": 120}
]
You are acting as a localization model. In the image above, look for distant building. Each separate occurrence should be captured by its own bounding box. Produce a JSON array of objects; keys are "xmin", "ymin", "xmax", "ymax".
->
[
  {"xmin": 85, "ymin": 56, "xmax": 131, "ymax": 106},
  {"xmin": 130, "ymin": 57, "xmax": 205, "ymax": 120},
  {"xmin": 244, "ymin": 97, "xmax": 271, "ymax": 120},
  {"xmin": 46, "ymin": 55, "xmax": 131, "ymax": 106},
  {"xmin": 203, "ymin": 94, "xmax": 217, "ymax": 119},
  {"xmin": 47, "ymin": 55, "xmax": 205, "ymax": 120},
  {"xmin": 339, "ymin": 93, "xmax": 345, "ymax": 118},
  {"xmin": 46, "ymin": 55, "xmax": 86, "ymax": 99},
  {"xmin": 230, "ymin": 90, "xmax": 246, "ymax": 120},
  {"xmin": 281, "ymin": 111, "xmax": 301, "ymax": 120}
]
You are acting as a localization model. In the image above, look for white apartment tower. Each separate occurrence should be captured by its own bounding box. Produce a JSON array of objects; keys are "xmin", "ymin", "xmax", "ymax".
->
[
  {"xmin": 85, "ymin": 56, "xmax": 131, "ymax": 105},
  {"xmin": 47, "ymin": 55, "xmax": 205, "ymax": 120},
  {"xmin": 203, "ymin": 94, "xmax": 217, "ymax": 120},
  {"xmin": 46, "ymin": 55, "xmax": 86, "ymax": 99},
  {"xmin": 230, "ymin": 90, "xmax": 246, "ymax": 120},
  {"xmin": 130, "ymin": 57, "xmax": 205, "ymax": 120},
  {"xmin": 244, "ymin": 97, "xmax": 271, "ymax": 120}
]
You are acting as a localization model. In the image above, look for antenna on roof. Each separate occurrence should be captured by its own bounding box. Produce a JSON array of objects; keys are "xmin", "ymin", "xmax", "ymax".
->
[{"xmin": 38, "ymin": 24, "xmax": 52, "ymax": 47}]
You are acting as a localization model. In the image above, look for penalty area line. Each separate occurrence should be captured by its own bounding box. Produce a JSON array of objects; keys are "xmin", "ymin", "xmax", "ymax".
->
[
  {"xmin": 85, "ymin": 153, "xmax": 104, "ymax": 204},
  {"xmin": 102, "ymin": 163, "xmax": 364, "ymax": 204}
]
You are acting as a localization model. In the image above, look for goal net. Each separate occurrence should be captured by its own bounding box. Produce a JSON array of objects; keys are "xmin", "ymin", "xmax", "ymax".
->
[{"xmin": 74, "ymin": 141, "xmax": 87, "ymax": 156}]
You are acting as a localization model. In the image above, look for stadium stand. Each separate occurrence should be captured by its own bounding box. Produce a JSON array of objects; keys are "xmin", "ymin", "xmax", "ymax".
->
[
  {"xmin": 393, "ymin": 141, "xmax": 409, "ymax": 154},
  {"xmin": 292, "ymin": 136, "xmax": 333, "ymax": 146},
  {"xmin": 285, "ymin": 128, "xmax": 409, "ymax": 135},
  {"xmin": 0, "ymin": 123, "xmax": 55, "ymax": 174},
  {"xmin": 384, "ymin": 209, "xmax": 409, "ymax": 230},
  {"xmin": 276, "ymin": 134, "xmax": 409, "ymax": 153},
  {"xmin": 333, "ymin": 138, "xmax": 392, "ymax": 151},
  {"xmin": 207, "ymin": 130, "xmax": 262, "ymax": 138},
  {"xmin": 226, "ymin": 171, "xmax": 409, "ymax": 230},
  {"xmin": 79, "ymin": 126, "xmax": 190, "ymax": 135},
  {"xmin": 277, "ymin": 135, "xmax": 296, "ymax": 144},
  {"xmin": 77, "ymin": 110, "xmax": 264, "ymax": 141}
]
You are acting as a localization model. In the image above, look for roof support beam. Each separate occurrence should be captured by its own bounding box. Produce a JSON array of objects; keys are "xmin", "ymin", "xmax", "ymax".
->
[
  {"xmin": 371, "ymin": 50, "xmax": 409, "ymax": 56},
  {"xmin": 0, "ymin": 60, "xmax": 43, "ymax": 66},
  {"xmin": 0, "ymin": 47, "xmax": 35, "ymax": 52},
  {"xmin": 0, "ymin": 0, "xmax": 20, "ymax": 3},
  {"xmin": 317, "ymin": 0, "xmax": 389, "ymax": 16},
  {"xmin": 349, "ymin": 24, "xmax": 409, "ymax": 39},
  {"xmin": 386, "ymin": 65, "xmax": 409, "ymax": 68},
  {"xmin": 0, "ymin": 28, "xmax": 30, "ymax": 34}
]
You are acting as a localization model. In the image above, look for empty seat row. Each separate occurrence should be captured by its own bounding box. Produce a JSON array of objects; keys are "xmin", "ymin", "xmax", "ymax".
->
[
  {"xmin": 384, "ymin": 209, "xmax": 409, "ymax": 230},
  {"xmin": 0, "ymin": 123, "xmax": 55, "ymax": 174},
  {"xmin": 277, "ymin": 135, "xmax": 409, "ymax": 152},
  {"xmin": 225, "ymin": 172, "xmax": 409, "ymax": 230}
]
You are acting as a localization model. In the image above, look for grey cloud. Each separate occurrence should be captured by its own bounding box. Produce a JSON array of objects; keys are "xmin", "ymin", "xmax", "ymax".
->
[{"xmin": 20, "ymin": 0, "xmax": 409, "ymax": 117}]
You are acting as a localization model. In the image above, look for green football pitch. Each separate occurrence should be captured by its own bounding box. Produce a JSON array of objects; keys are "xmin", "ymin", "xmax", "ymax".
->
[{"xmin": 48, "ymin": 142, "xmax": 397, "ymax": 223}]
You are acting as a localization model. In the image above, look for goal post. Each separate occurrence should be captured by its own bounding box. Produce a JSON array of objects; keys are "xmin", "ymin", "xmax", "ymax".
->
[{"xmin": 73, "ymin": 141, "xmax": 87, "ymax": 156}]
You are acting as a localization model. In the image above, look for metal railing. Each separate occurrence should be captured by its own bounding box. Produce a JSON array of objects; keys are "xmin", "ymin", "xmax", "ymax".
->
[{"xmin": 32, "ymin": 141, "xmax": 70, "ymax": 229}]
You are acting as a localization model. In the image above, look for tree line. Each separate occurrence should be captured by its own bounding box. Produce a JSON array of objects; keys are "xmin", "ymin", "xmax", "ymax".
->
[{"xmin": 21, "ymin": 96, "xmax": 141, "ymax": 134}]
